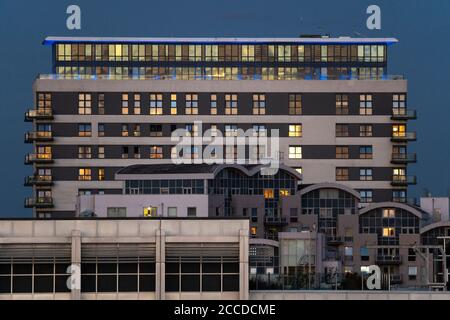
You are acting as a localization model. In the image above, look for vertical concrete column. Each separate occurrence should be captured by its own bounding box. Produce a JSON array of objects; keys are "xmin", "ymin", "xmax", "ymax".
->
[
  {"xmin": 71, "ymin": 230, "xmax": 81, "ymax": 300},
  {"xmin": 155, "ymin": 229, "xmax": 166, "ymax": 300},
  {"xmin": 239, "ymin": 229, "xmax": 249, "ymax": 300}
]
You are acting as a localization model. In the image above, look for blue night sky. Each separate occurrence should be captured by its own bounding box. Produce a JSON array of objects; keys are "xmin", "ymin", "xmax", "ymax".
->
[{"xmin": 0, "ymin": 0, "xmax": 448, "ymax": 217}]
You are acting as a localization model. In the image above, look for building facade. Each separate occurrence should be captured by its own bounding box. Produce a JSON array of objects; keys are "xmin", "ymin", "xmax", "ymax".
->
[{"xmin": 25, "ymin": 36, "xmax": 417, "ymax": 218}]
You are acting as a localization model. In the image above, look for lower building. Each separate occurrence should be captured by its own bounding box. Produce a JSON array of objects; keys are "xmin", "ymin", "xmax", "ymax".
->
[{"xmin": 0, "ymin": 218, "xmax": 249, "ymax": 300}]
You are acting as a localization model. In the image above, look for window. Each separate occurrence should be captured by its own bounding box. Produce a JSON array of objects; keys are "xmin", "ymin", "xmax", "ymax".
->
[
  {"xmin": 408, "ymin": 266, "xmax": 417, "ymax": 280},
  {"xmin": 360, "ymin": 125, "xmax": 373, "ymax": 137},
  {"xmin": 78, "ymin": 93, "xmax": 92, "ymax": 115},
  {"xmin": 336, "ymin": 94, "xmax": 349, "ymax": 115},
  {"xmin": 344, "ymin": 246, "xmax": 353, "ymax": 257},
  {"xmin": 392, "ymin": 124, "xmax": 406, "ymax": 137},
  {"xmin": 150, "ymin": 94, "xmax": 163, "ymax": 115},
  {"xmin": 225, "ymin": 94, "xmax": 238, "ymax": 115},
  {"xmin": 225, "ymin": 125, "xmax": 238, "ymax": 137},
  {"xmin": 210, "ymin": 94, "xmax": 217, "ymax": 115},
  {"xmin": 360, "ymin": 190, "xmax": 373, "ymax": 203},
  {"xmin": 36, "ymin": 146, "xmax": 52, "ymax": 159},
  {"xmin": 360, "ymin": 168, "xmax": 373, "ymax": 181},
  {"xmin": 98, "ymin": 146, "xmax": 105, "ymax": 159},
  {"xmin": 382, "ymin": 227, "xmax": 395, "ymax": 237},
  {"xmin": 98, "ymin": 124, "xmax": 105, "ymax": 137},
  {"xmin": 359, "ymin": 146, "xmax": 373, "ymax": 159},
  {"xmin": 251, "ymin": 208, "xmax": 258, "ymax": 222},
  {"xmin": 150, "ymin": 124, "xmax": 163, "ymax": 137},
  {"xmin": 392, "ymin": 190, "xmax": 407, "ymax": 203},
  {"xmin": 289, "ymin": 208, "xmax": 298, "ymax": 223},
  {"xmin": 98, "ymin": 168, "xmax": 105, "ymax": 181},
  {"xmin": 382, "ymin": 209, "xmax": 395, "ymax": 218},
  {"xmin": 185, "ymin": 124, "xmax": 199, "ymax": 137},
  {"xmin": 359, "ymin": 94, "xmax": 373, "ymax": 115},
  {"xmin": 107, "ymin": 207, "xmax": 126, "ymax": 218},
  {"xmin": 121, "ymin": 124, "xmax": 129, "ymax": 137},
  {"xmin": 78, "ymin": 124, "xmax": 92, "ymax": 137},
  {"xmin": 187, "ymin": 207, "xmax": 197, "ymax": 217},
  {"xmin": 133, "ymin": 94, "xmax": 141, "ymax": 114},
  {"xmin": 252, "ymin": 94, "xmax": 265, "ymax": 115},
  {"xmin": 336, "ymin": 168, "xmax": 349, "ymax": 181},
  {"xmin": 289, "ymin": 124, "xmax": 302, "ymax": 137},
  {"xmin": 144, "ymin": 207, "xmax": 158, "ymax": 217},
  {"xmin": 336, "ymin": 124, "xmax": 349, "ymax": 137},
  {"xmin": 289, "ymin": 94, "xmax": 302, "ymax": 115},
  {"xmin": 393, "ymin": 94, "xmax": 406, "ymax": 115},
  {"xmin": 288, "ymin": 146, "xmax": 302, "ymax": 159},
  {"xmin": 185, "ymin": 94, "xmax": 198, "ymax": 115},
  {"xmin": 360, "ymin": 247, "xmax": 369, "ymax": 261},
  {"xmin": 336, "ymin": 146, "xmax": 349, "ymax": 159},
  {"xmin": 37, "ymin": 93, "xmax": 52, "ymax": 113},
  {"xmin": 252, "ymin": 124, "xmax": 266, "ymax": 137},
  {"xmin": 279, "ymin": 189, "xmax": 290, "ymax": 197},
  {"xmin": 98, "ymin": 93, "xmax": 105, "ymax": 115},
  {"xmin": 170, "ymin": 94, "xmax": 177, "ymax": 115},
  {"xmin": 168, "ymin": 207, "xmax": 177, "ymax": 217},
  {"xmin": 150, "ymin": 146, "xmax": 163, "ymax": 159},
  {"xmin": 78, "ymin": 168, "xmax": 92, "ymax": 181},
  {"xmin": 78, "ymin": 146, "xmax": 92, "ymax": 159},
  {"xmin": 121, "ymin": 146, "xmax": 129, "ymax": 159},
  {"xmin": 132, "ymin": 124, "xmax": 141, "ymax": 137},
  {"xmin": 263, "ymin": 189, "xmax": 274, "ymax": 199},
  {"xmin": 121, "ymin": 93, "xmax": 129, "ymax": 115},
  {"xmin": 250, "ymin": 227, "xmax": 257, "ymax": 237},
  {"xmin": 393, "ymin": 168, "xmax": 406, "ymax": 182}
]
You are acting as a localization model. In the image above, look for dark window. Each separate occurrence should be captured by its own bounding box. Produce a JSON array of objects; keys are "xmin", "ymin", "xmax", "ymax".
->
[
  {"xmin": 97, "ymin": 275, "xmax": 117, "ymax": 292},
  {"xmin": 34, "ymin": 276, "xmax": 53, "ymax": 293},
  {"xmin": 202, "ymin": 275, "xmax": 221, "ymax": 291},
  {"xmin": 222, "ymin": 275, "xmax": 239, "ymax": 291},
  {"xmin": 181, "ymin": 275, "xmax": 200, "ymax": 291}
]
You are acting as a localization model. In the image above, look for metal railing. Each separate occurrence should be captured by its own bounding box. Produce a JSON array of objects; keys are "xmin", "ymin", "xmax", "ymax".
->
[
  {"xmin": 24, "ymin": 197, "xmax": 54, "ymax": 207},
  {"xmin": 24, "ymin": 131, "xmax": 53, "ymax": 142},
  {"xmin": 391, "ymin": 175, "xmax": 417, "ymax": 185},
  {"xmin": 24, "ymin": 175, "xmax": 53, "ymax": 186},
  {"xmin": 391, "ymin": 132, "xmax": 417, "ymax": 141},
  {"xmin": 391, "ymin": 153, "xmax": 417, "ymax": 163},
  {"xmin": 25, "ymin": 154, "xmax": 53, "ymax": 164},
  {"xmin": 25, "ymin": 109, "xmax": 53, "ymax": 119},
  {"xmin": 391, "ymin": 109, "xmax": 417, "ymax": 119},
  {"xmin": 376, "ymin": 255, "xmax": 402, "ymax": 264}
]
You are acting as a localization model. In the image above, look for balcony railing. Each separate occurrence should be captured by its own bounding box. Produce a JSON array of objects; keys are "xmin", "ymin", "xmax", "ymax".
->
[
  {"xmin": 391, "ymin": 175, "xmax": 417, "ymax": 186},
  {"xmin": 24, "ymin": 131, "xmax": 53, "ymax": 143},
  {"xmin": 38, "ymin": 73, "xmax": 406, "ymax": 81},
  {"xmin": 326, "ymin": 236, "xmax": 344, "ymax": 245},
  {"xmin": 24, "ymin": 109, "xmax": 53, "ymax": 121},
  {"xmin": 391, "ymin": 132, "xmax": 417, "ymax": 142},
  {"xmin": 392, "ymin": 197, "xmax": 419, "ymax": 206},
  {"xmin": 24, "ymin": 175, "xmax": 53, "ymax": 186},
  {"xmin": 391, "ymin": 109, "xmax": 417, "ymax": 120},
  {"xmin": 24, "ymin": 154, "xmax": 53, "ymax": 164},
  {"xmin": 264, "ymin": 217, "xmax": 288, "ymax": 226},
  {"xmin": 376, "ymin": 255, "xmax": 402, "ymax": 264},
  {"xmin": 391, "ymin": 153, "xmax": 417, "ymax": 164},
  {"xmin": 24, "ymin": 197, "xmax": 54, "ymax": 208}
]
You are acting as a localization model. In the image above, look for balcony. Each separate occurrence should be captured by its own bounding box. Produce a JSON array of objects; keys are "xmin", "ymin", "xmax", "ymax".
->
[
  {"xmin": 391, "ymin": 153, "xmax": 417, "ymax": 164},
  {"xmin": 24, "ymin": 154, "xmax": 53, "ymax": 165},
  {"xmin": 24, "ymin": 109, "xmax": 53, "ymax": 122},
  {"xmin": 24, "ymin": 175, "xmax": 53, "ymax": 186},
  {"xmin": 391, "ymin": 132, "xmax": 417, "ymax": 142},
  {"xmin": 390, "ymin": 274, "xmax": 402, "ymax": 284},
  {"xmin": 391, "ymin": 175, "xmax": 417, "ymax": 186},
  {"xmin": 24, "ymin": 131, "xmax": 53, "ymax": 143},
  {"xmin": 392, "ymin": 197, "xmax": 419, "ymax": 206},
  {"xmin": 391, "ymin": 109, "xmax": 417, "ymax": 120},
  {"xmin": 24, "ymin": 197, "xmax": 54, "ymax": 208},
  {"xmin": 326, "ymin": 236, "xmax": 344, "ymax": 245},
  {"xmin": 376, "ymin": 255, "xmax": 402, "ymax": 265},
  {"xmin": 264, "ymin": 216, "xmax": 288, "ymax": 226}
]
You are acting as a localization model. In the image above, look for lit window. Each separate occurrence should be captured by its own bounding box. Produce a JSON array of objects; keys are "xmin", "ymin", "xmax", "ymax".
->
[
  {"xmin": 150, "ymin": 94, "xmax": 163, "ymax": 115},
  {"xmin": 264, "ymin": 189, "xmax": 274, "ymax": 199},
  {"xmin": 98, "ymin": 168, "xmax": 105, "ymax": 181},
  {"xmin": 360, "ymin": 125, "xmax": 373, "ymax": 137},
  {"xmin": 360, "ymin": 168, "xmax": 373, "ymax": 181},
  {"xmin": 336, "ymin": 167, "xmax": 349, "ymax": 181},
  {"xmin": 121, "ymin": 124, "xmax": 129, "ymax": 137},
  {"xmin": 289, "ymin": 124, "xmax": 302, "ymax": 137},
  {"xmin": 121, "ymin": 93, "xmax": 129, "ymax": 115},
  {"xmin": 252, "ymin": 94, "xmax": 265, "ymax": 115},
  {"xmin": 382, "ymin": 227, "xmax": 395, "ymax": 237},
  {"xmin": 288, "ymin": 146, "xmax": 302, "ymax": 159},
  {"xmin": 279, "ymin": 189, "xmax": 290, "ymax": 197},
  {"xmin": 408, "ymin": 266, "xmax": 417, "ymax": 280},
  {"xmin": 359, "ymin": 94, "xmax": 373, "ymax": 115},
  {"xmin": 359, "ymin": 146, "xmax": 373, "ymax": 159},
  {"xmin": 225, "ymin": 125, "xmax": 238, "ymax": 137},
  {"xmin": 150, "ymin": 146, "xmax": 163, "ymax": 159},
  {"xmin": 78, "ymin": 146, "xmax": 92, "ymax": 159},
  {"xmin": 336, "ymin": 146, "xmax": 349, "ymax": 159},
  {"xmin": 98, "ymin": 93, "xmax": 105, "ymax": 115},
  {"xmin": 210, "ymin": 94, "xmax": 217, "ymax": 115},
  {"xmin": 382, "ymin": 209, "xmax": 395, "ymax": 218},
  {"xmin": 185, "ymin": 93, "xmax": 198, "ymax": 115},
  {"xmin": 295, "ymin": 167, "xmax": 303, "ymax": 175},
  {"xmin": 170, "ymin": 94, "xmax": 177, "ymax": 115},
  {"xmin": 78, "ymin": 124, "xmax": 92, "ymax": 137},
  {"xmin": 392, "ymin": 124, "xmax": 406, "ymax": 137},
  {"xmin": 336, "ymin": 94, "xmax": 349, "ymax": 115},
  {"xmin": 393, "ymin": 94, "xmax": 407, "ymax": 115},
  {"xmin": 360, "ymin": 190, "xmax": 373, "ymax": 203},
  {"xmin": 133, "ymin": 94, "xmax": 141, "ymax": 114},
  {"xmin": 143, "ymin": 207, "xmax": 158, "ymax": 217},
  {"xmin": 250, "ymin": 227, "xmax": 257, "ymax": 236},
  {"xmin": 78, "ymin": 168, "xmax": 92, "ymax": 181},
  {"xmin": 78, "ymin": 93, "xmax": 92, "ymax": 115},
  {"xmin": 98, "ymin": 146, "xmax": 105, "ymax": 159},
  {"xmin": 98, "ymin": 124, "xmax": 105, "ymax": 137},
  {"xmin": 225, "ymin": 94, "xmax": 238, "ymax": 115},
  {"xmin": 336, "ymin": 124, "xmax": 349, "ymax": 137}
]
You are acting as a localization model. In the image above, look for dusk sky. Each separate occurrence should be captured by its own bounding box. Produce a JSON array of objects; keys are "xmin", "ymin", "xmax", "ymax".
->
[{"xmin": 0, "ymin": 0, "xmax": 448, "ymax": 217}]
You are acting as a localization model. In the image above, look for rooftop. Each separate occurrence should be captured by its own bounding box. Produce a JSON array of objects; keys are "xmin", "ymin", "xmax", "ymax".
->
[{"xmin": 43, "ymin": 36, "xmax": 399, "ymax": 45}]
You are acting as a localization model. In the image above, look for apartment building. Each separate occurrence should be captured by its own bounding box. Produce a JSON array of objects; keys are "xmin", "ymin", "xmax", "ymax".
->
[{"xmin": 25, "ymin": 36, "xmax": 416, "ymax": 218}]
